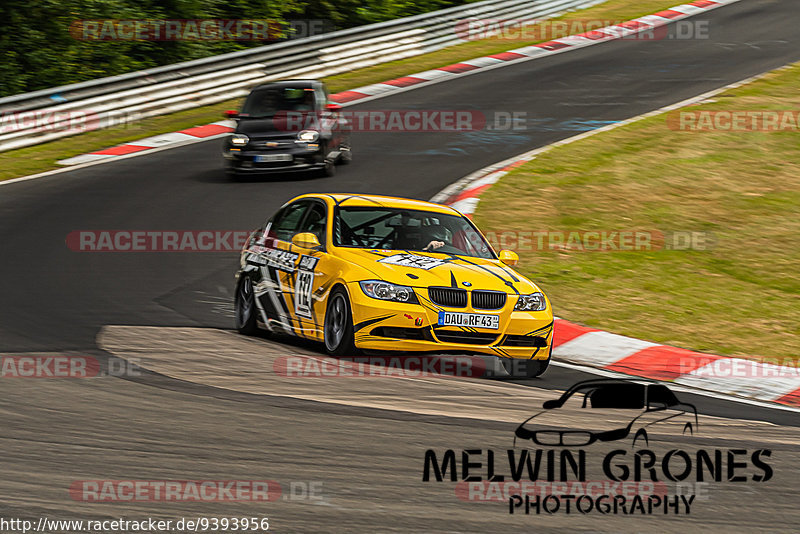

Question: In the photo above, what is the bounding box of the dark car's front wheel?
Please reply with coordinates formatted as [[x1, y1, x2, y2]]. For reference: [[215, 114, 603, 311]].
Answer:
[[324, 287, 356, 356], [340, 144, 352, 164], [235, 275, 258, 335], [322, 158, 336, 177]]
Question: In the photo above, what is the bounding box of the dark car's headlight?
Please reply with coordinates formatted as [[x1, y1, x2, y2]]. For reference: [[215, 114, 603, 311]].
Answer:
[[514, 292, 547, 311], [297, 130, 319, 142], [230, 134, 249, 146], [359, 281, 418, 304]]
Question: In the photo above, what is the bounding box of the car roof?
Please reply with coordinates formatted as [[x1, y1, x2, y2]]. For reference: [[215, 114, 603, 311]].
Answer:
[[290, 193, 462, 215], [250, 80, 320, 91], [559, 379, 659, 398]]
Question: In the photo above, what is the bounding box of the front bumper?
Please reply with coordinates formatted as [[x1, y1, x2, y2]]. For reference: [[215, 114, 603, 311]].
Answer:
[[347, 282, 554, 360], [224, 144, 325, 174]]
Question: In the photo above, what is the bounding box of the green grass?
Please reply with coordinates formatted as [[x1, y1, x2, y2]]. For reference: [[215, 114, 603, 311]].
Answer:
[[474, 62, 800, 361], [0, 0, 680, 182]]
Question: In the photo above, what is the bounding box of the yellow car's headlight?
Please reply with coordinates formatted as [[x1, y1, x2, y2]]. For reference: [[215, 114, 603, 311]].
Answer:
[[514, 292, 547, 311], [359, 280, 418, 304]]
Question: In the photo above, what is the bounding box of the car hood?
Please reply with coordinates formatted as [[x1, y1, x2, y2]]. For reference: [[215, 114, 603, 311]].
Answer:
[[520, 408, 642, 434], [336, 248, 542, 294], [236, 117, 302, 136]]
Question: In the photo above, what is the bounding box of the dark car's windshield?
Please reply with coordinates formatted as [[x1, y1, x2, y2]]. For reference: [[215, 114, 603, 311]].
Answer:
[[240, 86, 316, 119], [571, 383, 647, 409], [334, 207, 495, 259]]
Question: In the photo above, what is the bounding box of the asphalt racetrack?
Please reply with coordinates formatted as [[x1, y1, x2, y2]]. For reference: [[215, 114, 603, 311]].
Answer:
[[1, 0, 799, 531]]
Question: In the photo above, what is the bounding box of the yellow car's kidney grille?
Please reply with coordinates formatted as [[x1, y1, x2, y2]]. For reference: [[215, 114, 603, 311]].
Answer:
[[428, 287, 467, 308], [471, 290, 506, 310]]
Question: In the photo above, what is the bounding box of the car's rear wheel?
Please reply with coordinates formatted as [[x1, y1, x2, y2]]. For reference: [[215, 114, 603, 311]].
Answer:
[[324, 287, 356, 356], [235, 276, 258, 335]]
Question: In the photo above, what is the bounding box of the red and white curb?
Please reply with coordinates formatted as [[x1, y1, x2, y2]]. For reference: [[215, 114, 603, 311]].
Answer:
[[54, 0, 740, 167], [326, 0, 742, 107], [57, 121, 236, 166], [550, 319, 800, 407], [431, 70, 800, 409]]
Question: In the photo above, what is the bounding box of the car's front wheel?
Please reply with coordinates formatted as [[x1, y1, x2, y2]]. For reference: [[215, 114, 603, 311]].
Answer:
[[235, 275, 258, 335], [324, 287, 356, 356]]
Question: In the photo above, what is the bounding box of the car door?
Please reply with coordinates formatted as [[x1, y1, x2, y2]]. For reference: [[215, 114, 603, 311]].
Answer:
[[255, 199, 311, 335], [289, 199, 336, 341]]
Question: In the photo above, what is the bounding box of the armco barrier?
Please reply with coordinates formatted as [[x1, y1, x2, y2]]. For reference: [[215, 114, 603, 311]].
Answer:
[[0, 0, 601, 153]]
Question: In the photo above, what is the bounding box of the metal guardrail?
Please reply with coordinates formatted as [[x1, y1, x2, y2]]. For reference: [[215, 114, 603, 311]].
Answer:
[[0, 0, 601, 152]]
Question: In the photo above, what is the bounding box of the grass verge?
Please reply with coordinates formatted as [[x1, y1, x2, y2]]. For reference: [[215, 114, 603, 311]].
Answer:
[[0, 0, 680, 182], [474, 62, 800, 362]]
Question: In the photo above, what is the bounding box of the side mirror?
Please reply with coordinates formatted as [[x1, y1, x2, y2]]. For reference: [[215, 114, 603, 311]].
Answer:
[[498, 249, 519, 266], [542, 399, 560, 409], [325, 103, 342, 113], [223, 110, 239, 119], [291, 232, 321, 249]]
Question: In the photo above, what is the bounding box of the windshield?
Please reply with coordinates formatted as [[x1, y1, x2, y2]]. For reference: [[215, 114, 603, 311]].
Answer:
[[334, 207, 496, 259], [568, 383, 647, 409], [240, 86, 316, 119]]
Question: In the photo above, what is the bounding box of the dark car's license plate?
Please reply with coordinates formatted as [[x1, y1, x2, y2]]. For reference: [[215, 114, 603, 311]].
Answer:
[[255, 154, 292, 163]]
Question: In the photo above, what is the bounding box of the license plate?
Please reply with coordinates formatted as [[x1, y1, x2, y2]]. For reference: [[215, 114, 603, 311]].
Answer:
[[438, 311, 500, 330], [255, 154, 292, 163]]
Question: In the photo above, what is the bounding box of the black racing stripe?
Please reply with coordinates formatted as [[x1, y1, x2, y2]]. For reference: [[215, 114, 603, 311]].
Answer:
[[354, 313, 394, 333], [497, 264, 520, 282], [450, 270, 457, 288], [366, 250, 393, 258], [335, 194, 385, 206], [256, 288, 280, 322], [268, 265, 297, 332], [526, 321, 554, 336], [416, 293, 444, 313], [452, 256, 520, 295]]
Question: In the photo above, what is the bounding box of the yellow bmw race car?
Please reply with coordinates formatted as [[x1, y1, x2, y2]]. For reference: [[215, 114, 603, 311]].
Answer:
[[234, 193, 554, 377]]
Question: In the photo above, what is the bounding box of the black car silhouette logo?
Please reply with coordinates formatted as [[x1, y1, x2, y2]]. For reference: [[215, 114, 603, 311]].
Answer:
[[514, 379, 698, 447]]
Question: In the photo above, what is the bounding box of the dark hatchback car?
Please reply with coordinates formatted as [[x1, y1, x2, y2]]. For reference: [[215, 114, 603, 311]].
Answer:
[[514, 379, 698, 447], [223, 80, 352, 179]]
